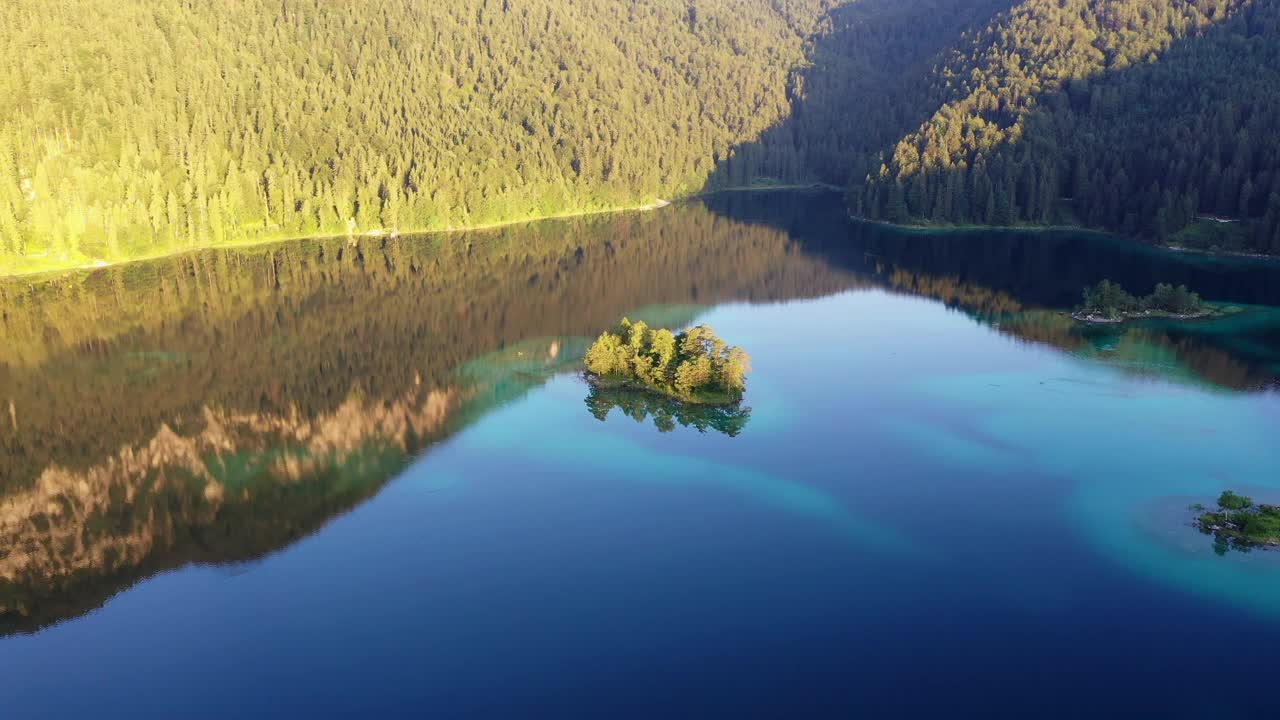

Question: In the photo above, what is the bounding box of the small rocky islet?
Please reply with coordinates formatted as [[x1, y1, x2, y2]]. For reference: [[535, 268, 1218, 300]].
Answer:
[[1194, 491, 1280, 550]]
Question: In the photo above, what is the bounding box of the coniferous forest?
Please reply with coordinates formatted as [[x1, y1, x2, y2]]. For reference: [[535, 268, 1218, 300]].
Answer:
[[4, 0, 1280, 274], [846, 0, 1280, 253], [0, 0, 836, 273]]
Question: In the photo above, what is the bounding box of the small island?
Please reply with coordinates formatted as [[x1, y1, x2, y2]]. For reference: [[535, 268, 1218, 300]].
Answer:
[[584, 319, 750, 405], [1195, 491, 1280, 550], [1073, 279, 1221, 322]]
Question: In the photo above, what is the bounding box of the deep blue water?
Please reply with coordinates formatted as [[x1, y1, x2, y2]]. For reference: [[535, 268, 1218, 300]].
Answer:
[[2, 193, 1280, 717]]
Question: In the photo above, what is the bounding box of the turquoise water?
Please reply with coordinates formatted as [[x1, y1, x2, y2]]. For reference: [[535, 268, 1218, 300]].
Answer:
[[2, 193, 1280, 716]]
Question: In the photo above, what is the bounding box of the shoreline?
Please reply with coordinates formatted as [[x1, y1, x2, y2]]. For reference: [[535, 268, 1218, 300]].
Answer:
[[0, 197, 675, 283], [15, 182, 1271, 282], [0, 183, 841, 282], [849, 213, 1113, 238], [1160, 243, 1276, 260], [1070, 309, 1222, 324], [850, 214, 1280, 261]]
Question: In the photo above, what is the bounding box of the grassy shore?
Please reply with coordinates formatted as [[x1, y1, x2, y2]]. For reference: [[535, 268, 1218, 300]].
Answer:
[[9, 186, 1277, 280], [0, 197, 674, 282], [851, 213, 1280, 261], [1071, 305, 1244, 324], [0, 182, 842, 281], [849, 213, 1110, 237]]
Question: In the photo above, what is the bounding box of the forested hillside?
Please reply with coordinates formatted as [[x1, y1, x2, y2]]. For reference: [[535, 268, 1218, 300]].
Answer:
[[707, 0, 1019, 188], [5, 0, 1280, 273], [844, 0, 1280, 253], [0, 0, 836, 273]]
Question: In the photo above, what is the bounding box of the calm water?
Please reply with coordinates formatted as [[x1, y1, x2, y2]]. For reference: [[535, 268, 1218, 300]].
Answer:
[[2, 192, 1280, 717]]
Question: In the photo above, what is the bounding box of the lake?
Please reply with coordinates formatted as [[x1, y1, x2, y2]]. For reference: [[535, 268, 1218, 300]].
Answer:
[[2, 191, 1279, 717]]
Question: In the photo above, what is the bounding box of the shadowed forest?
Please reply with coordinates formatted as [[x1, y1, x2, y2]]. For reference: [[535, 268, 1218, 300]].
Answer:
[[718, 0, 1280, 252]]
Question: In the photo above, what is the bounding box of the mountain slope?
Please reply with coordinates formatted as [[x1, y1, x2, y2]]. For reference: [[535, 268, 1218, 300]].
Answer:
[[0, 0, 838, 273], [5, 0, 1280, 271], [844, 0, 1280, 252]]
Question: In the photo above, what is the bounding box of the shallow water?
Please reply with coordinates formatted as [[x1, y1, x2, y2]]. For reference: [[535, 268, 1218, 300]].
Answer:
[[2, 192, 1279, 717]]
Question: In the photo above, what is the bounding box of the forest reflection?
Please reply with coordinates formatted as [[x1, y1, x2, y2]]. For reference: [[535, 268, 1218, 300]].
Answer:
[[1, 191, 1277, 635], [0, 195, 862, 634]]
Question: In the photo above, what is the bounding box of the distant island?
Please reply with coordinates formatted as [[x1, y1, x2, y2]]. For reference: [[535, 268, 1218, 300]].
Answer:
[[1072, 280, 1227, 323], [1195, 491, 1280, 550], [584, 319, 750, 405]]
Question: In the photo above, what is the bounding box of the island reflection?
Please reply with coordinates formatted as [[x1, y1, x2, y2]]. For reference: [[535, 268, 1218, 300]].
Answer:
[[585, 385, 752, 437]]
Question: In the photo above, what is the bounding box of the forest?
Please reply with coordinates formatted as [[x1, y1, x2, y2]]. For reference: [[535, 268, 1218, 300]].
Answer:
[[4, 0, 1280, 273], [844, 0, 1280, 253], [0, 0, 838, 273], [1077, 279, 1208, 319]]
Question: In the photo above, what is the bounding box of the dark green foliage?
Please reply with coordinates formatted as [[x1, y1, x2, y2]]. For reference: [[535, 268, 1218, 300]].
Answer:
[[584, 319, 750, 402], [1081, 280, 1139, 319], [1218, 490, 1254, 511], [1169, 219, 1255, 253], [1080, 280, 1207, 319], [838, 0, 1280, 253], [706, 0, 1019, 190], [1145, 284, 1203, 315]]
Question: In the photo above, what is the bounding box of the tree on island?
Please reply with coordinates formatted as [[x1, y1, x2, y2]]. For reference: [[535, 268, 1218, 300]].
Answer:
[[1080, 280, 1206, 319], [584, 319, 750, 403], [1196, 489, 1280, 552]]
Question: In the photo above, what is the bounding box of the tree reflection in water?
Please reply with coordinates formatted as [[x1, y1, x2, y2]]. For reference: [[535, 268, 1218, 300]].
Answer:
[[585, 385, 751, 437]]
